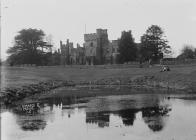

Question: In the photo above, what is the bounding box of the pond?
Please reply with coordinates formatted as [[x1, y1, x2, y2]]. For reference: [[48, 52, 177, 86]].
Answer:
[[1, 92, 196, 140]]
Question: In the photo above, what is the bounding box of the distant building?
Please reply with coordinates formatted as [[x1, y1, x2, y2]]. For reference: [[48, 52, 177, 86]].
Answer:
[[60, 40, 85, 65], [69, 45, 77, 65], [59, 28, 120, 65], [84, 29, 109, 65], [60, 39, 73, 65], [109, 40, 120, 64], [76, 44, 85, 65]]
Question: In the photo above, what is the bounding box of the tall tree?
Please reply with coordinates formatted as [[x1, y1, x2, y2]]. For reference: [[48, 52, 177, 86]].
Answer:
[[118, 31, 137, 63], [194, 48, 196, 57], [140, 25, 171, 61], [7, 28, 52, 65]]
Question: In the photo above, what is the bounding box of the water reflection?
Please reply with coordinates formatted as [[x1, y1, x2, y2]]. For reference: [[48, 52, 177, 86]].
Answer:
[[115, 109, 137, 126], [10, 94, 172, 132], [13, 106, 48, 131], [2, 93, 196, 140], [142, 106, 170, 132], [86, 109, 139, 127], [86, 112, 110, 127], [19, 119, 47, 131], [85, 106, 171, 130]]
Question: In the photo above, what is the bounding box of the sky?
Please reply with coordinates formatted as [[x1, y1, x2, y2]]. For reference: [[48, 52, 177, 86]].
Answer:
[[1, 0, 196, 60]]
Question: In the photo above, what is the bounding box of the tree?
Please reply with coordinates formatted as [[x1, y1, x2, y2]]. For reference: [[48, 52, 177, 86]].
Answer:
[[7, 28, 52, 65], [52, 51, 61, 65], [140, 25, 171, 61], [177, 45, 195, 59], [195, 48, 196, 57], [118, 31, 137, 63]]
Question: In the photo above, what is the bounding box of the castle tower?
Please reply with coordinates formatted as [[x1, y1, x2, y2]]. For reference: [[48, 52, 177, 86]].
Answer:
[[96, 29, 109, 64], [84, 28, 110, 65]]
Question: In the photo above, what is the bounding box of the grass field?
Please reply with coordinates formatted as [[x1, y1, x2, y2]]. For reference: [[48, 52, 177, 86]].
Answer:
[[1, 64, 196, 92]]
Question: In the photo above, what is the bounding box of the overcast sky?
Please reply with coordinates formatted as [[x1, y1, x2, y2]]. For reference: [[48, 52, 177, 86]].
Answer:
[[1, 0, 196, 60]]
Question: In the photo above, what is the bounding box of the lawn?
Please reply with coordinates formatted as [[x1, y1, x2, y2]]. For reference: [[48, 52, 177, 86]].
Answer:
[[1, 64, 196, 91]]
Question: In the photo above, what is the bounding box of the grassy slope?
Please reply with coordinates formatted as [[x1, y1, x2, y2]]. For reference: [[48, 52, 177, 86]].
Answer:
[[1, 64, 196, 91]]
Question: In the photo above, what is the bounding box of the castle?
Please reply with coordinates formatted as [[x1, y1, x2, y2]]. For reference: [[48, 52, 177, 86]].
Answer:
[[60, 39, 85, 65], [59, 28, 119, 65]]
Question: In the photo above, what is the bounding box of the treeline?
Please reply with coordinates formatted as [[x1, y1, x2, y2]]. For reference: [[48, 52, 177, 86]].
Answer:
[[117, 25, 171, 64], [117, 25, 196, 64], [177, 45, 196, 60], [6, 26, 195, 66]]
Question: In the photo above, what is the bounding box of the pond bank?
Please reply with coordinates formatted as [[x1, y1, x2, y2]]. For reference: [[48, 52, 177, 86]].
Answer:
[[0, 80, 75, 105], [1, 73, 195, 105]]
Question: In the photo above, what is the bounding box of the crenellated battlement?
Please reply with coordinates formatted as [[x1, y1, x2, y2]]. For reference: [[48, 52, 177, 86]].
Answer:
[[84, 33, 97, 42], [96, 29, 107, 36]]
